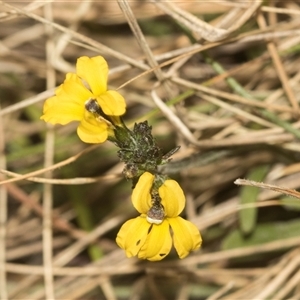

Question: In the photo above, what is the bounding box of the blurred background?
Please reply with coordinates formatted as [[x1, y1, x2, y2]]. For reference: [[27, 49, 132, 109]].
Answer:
[[1, 1, 300, 299]]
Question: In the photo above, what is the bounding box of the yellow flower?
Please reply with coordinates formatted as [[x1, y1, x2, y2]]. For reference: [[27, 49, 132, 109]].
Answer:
[[41, 56, 126, 143], [116, 172, 202, 261]]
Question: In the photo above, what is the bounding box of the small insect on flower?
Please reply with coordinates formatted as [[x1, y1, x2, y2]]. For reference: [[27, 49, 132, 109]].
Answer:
[[85, 98, 102, 115], [147, 203, 165, 225]]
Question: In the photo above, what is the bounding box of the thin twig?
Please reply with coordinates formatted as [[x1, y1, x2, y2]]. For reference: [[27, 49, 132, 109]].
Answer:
[[234, 178, 300, 199]]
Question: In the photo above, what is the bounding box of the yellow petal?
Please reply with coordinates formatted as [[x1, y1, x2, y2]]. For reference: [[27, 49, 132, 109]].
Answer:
[[132, 172, 154, 214], [41, 73, 94, 125], [168, 217, 202, 259], [116, 216, 151, 258], [96, 90, 126, 116], [138, 220, 172, 261], [76, 56, 108, 96], [60, 73, 93, 103], [77, 112, 108, 143], [40, 95, 83, 125], [159, 179, 185, 217]]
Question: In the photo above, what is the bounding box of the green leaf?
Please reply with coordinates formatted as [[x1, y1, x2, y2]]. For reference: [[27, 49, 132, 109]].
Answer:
[[280, 196, 300, 211], [239, 165, 269, 234], [222, 219, 300, 250]]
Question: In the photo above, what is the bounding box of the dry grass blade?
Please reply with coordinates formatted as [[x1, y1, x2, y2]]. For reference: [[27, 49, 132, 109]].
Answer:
[[153, 0, 262, 42], [257, 12, 299, 111], [0, 169, 121, 185], [0, 145, 100, 185], [42, 3, 55, 298], [0, 114, 8, 299]]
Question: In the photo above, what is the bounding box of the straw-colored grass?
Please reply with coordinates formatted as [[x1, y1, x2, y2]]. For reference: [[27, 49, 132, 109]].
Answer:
[[1, 1, 300, 299]]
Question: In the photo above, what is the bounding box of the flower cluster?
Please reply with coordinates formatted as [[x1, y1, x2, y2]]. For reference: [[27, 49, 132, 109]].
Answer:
[[41, 55, 202, 261], [41, 56, 126, 143], [116, 172, 201, 260]]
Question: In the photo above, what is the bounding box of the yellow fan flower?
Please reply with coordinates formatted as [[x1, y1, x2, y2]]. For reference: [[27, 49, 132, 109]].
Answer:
[[41, 56, 126, 143], [116, 172, 202, 261]]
